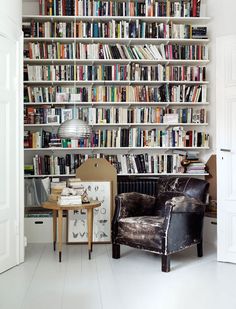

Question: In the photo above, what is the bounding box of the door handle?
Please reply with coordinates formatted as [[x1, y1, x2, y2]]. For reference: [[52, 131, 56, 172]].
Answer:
[[220, 148, 231, 152]]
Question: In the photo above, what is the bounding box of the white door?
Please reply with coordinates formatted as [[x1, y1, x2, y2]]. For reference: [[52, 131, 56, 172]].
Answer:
[[216, 35, 236, 263], [0, 35, 20, 273]]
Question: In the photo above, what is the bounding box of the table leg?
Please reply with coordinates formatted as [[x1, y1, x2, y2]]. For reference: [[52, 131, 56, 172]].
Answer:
[[58, 209, 63, 262], [53, 210, 57, 251], [87, 208, 93, 260]]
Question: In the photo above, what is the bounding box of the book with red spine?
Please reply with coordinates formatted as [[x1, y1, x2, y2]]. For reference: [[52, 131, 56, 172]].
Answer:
[[192, 0, 197, 17]]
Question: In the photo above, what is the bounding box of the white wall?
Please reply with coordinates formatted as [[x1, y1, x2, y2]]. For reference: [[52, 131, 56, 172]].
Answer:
[[0, 0, 22, 28]]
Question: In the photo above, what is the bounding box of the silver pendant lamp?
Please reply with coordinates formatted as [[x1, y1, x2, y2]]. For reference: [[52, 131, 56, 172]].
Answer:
[[57, 119, 91, 140]]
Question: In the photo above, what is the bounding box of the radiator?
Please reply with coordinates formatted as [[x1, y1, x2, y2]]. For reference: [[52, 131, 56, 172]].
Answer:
[[118, 178, 159, 196]]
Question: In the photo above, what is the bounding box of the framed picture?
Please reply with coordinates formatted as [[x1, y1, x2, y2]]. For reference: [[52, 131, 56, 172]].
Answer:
[[56, 92, 69, 102], [67, 181, 111, 243], [46, 114, 60, 124], [61, 108, 73, 123]]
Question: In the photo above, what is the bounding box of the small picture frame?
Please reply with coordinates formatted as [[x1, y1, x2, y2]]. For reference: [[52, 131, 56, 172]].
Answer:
[[61, 109, 73, 123], [56, 92, 69, 102], [46, 114, 60, 124]]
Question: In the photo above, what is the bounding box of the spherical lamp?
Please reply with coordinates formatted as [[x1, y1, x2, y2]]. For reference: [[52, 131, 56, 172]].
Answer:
[[57, 119, 91, 140]]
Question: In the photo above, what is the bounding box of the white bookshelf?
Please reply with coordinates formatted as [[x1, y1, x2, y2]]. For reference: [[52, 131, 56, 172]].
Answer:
[[24, 146, 210, 152], [24, 101, 210, 106], [24, 37, 210, 44], [25, 123, 208, 127], [23, 15, 211, 23], [23, 3, 210, 178], [24, 59, 210, 65], [24, 81, 209, 85], [24, 172, 209, 178]]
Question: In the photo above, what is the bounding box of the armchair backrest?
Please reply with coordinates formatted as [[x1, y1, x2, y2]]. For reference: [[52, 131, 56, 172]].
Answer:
[[157, 177, 209, 204]]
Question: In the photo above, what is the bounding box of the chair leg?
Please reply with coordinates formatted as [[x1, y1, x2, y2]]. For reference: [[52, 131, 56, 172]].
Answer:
[[197, 240, 203, 257], [161, 254, 170, 272], [112, 244, 120, 259]]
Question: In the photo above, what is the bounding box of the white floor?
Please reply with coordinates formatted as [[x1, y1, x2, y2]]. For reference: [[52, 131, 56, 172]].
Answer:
[[0, 243, 235, 309]]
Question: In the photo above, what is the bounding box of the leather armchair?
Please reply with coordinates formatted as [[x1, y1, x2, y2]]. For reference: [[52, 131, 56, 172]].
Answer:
[[112, 177, 209, 272]]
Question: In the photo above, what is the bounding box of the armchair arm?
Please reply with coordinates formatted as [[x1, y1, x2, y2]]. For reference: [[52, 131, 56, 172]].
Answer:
[[163, 196, 206, 254], [165, 195, 206, 213], [113, 192, 157, 221]]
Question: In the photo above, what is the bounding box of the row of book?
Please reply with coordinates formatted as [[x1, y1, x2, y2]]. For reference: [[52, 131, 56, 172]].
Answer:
[[88, 107, 207, 124], [26, 42, 208, 61], [32, 154, 72, 175], [27, 21, 207, 39], [24, 106, 207, 125], [24, 127, 209, 148], [26, 64, 207, 82], [25, 84, 207, 103], [25, 153, 183, 175], [25, 152, 206, 176], [25, 153, 83, 175], [24, 106, 87, 124], [39, 0, 202, 18]]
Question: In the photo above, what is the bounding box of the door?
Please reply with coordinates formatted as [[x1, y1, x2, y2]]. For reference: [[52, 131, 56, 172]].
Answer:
[[216, 35, 236, 263], [0, 34, 20, 273]]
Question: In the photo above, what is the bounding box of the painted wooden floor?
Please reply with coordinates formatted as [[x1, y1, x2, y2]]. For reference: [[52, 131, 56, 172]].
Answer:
[[0, 243, 235, 309]]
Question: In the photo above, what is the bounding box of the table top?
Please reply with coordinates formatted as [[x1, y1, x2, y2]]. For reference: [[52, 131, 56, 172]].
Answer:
[[42, 200, 101, 211]]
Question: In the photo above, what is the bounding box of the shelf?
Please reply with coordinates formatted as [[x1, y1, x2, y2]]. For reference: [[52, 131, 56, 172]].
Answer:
[[24, 37, 210, 45], [24, 174, 76, 178], [24, 123, 60, 127], [24, 123, 208, 128], [24, 80, 209, 86], [24, 101, 210, 106], [24, 172, 209, 178], [107, 122, 208, 127], [24, 58, 210, 65], [118, 172, 209, 176], [22, 15, 211, 23], [24, 146, 210, 152]]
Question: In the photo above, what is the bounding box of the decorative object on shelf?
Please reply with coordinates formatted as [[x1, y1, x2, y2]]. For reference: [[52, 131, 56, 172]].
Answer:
[[57, 119, 91, 140]]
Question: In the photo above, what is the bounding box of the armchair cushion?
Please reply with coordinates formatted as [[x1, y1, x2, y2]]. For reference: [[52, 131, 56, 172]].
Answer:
[[115, 192, 157, 219], [117, 216, 165, 252]]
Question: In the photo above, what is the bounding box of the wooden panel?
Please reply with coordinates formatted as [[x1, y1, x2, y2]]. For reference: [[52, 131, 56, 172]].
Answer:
[[76, 158, 117, 215]]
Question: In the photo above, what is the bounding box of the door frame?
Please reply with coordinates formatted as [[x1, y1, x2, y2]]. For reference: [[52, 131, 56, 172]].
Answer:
[[0, 13, 24, 267], [216, 35, 236, 263]]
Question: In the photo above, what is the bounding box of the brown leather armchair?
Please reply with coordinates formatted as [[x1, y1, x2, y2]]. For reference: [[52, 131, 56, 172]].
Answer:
[[112, 177, 209, 272]]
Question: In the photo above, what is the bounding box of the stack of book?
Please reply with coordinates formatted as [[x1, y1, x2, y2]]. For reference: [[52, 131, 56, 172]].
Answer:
[[58, 195, 82, 205], [185, 151, 206, 174], [186, 162, 206, 174], [49, 181, 67, 201]]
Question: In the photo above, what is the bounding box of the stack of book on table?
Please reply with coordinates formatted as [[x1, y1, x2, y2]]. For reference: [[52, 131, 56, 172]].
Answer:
[[58, 178, 84, 205], [58, 195, 82, 206]]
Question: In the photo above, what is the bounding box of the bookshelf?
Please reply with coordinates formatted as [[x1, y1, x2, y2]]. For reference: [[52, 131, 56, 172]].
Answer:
[[23, 0, 210, 180]]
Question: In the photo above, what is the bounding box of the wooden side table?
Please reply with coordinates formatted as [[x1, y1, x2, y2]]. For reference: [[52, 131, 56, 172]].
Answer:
[[42, 200, 101, 262]]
